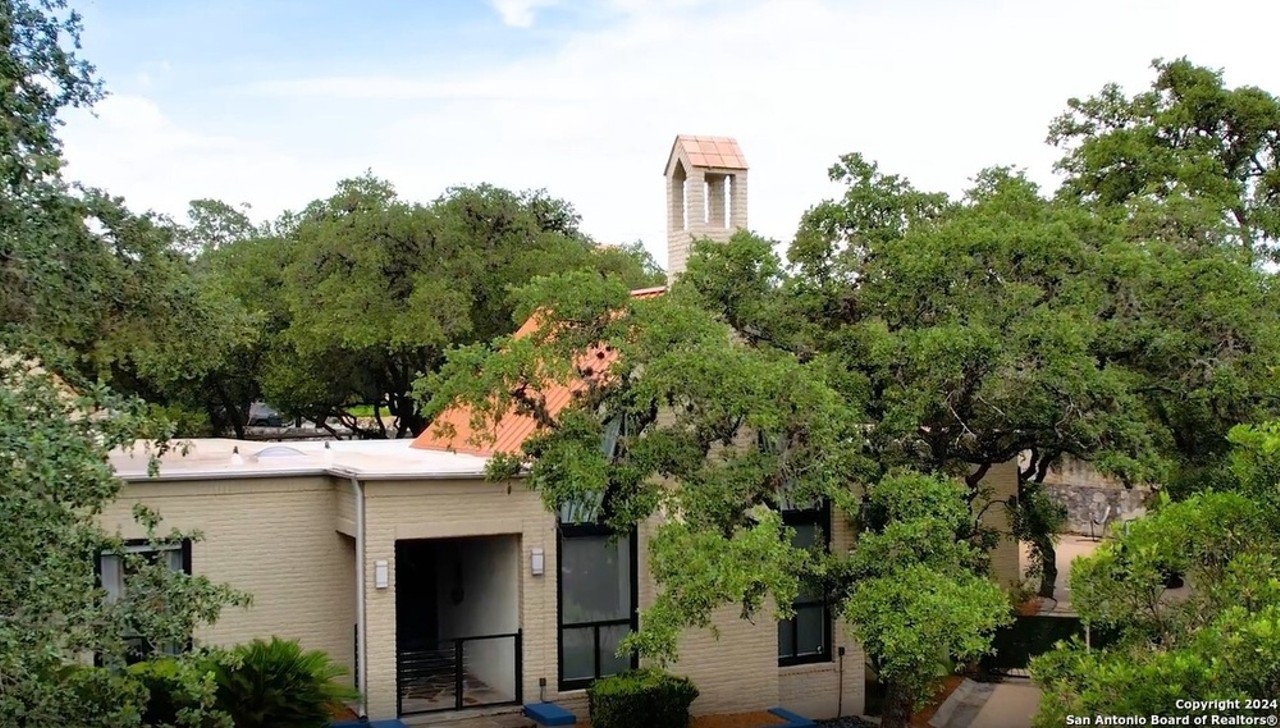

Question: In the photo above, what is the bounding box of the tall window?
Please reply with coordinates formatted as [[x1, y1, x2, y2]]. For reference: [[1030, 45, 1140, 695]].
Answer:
[[556, 415, 640, 690], [778, 502, 832, 666], [557, 523, 637, 690], [98, 540, 192, 663]]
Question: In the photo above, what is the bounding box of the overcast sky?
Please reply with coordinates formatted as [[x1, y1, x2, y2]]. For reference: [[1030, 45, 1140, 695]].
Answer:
[[59, 0, 1280, 269]]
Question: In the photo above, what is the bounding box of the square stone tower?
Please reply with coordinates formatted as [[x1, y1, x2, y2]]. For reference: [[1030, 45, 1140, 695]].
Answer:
[[665, 135, 748, 278]]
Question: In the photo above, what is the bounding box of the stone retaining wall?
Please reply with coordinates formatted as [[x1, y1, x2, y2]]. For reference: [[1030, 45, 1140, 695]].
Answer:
[[1045, 481, 1153, 535]]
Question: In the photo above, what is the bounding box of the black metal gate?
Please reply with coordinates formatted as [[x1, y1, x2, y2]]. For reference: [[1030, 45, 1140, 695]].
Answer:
[[981, 615, 1116, 677], [397, 630, 522, 716]]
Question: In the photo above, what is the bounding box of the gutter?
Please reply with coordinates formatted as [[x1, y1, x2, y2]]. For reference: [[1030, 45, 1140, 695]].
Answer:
[[116, 466, 500, 483], [350, 474, 369, 719]]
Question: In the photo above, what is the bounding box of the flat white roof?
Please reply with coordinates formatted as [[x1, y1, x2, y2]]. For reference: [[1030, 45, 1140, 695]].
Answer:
[[110, 438, 493, 482]]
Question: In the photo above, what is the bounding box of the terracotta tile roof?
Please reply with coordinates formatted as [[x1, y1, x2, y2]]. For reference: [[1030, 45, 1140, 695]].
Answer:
[[668, 135, 748, 172], [411, 286, 667, 456]]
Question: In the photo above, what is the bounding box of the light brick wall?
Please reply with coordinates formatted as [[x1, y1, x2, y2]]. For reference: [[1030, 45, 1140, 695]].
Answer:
[[729, 172, 748, 229], [360, 478, 555, 718], [99, 458, 1015, 721], [665, 150, 748, 279], [778, 507, 865, 719], [635, 512, 779, 715], [635, 504, 866, 719], [100, 477, 356, 676], [975, 461, 1022, 589]]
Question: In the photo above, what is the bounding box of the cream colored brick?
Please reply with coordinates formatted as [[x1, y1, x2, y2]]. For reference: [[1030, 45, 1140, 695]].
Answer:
[[665, 136, 749, 279], [102, 458, 1012, 722], [974, 461, 1021, 589], [101, 477, 357, 677], [360, 478, 556, 718]]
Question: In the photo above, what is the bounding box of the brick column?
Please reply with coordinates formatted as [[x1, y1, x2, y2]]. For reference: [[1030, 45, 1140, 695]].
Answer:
[[729, 172, 748, 230], [706, 174, 726, 228]]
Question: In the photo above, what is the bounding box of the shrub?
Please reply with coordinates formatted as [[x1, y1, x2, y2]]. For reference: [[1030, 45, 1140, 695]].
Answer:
[[129, 654, 230, 728], [587, 668, 699, 728], [212, 637, 359, 728], [51, 663, 149, 727]]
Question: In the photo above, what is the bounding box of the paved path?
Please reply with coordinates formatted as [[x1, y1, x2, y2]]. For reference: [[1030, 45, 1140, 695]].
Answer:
[[1019, 535, 1102, 615], [968, 680, 1041, 728], [930, 678, 1040, 728]]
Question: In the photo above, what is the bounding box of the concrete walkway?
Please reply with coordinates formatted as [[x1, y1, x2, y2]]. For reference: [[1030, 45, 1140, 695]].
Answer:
[[1019, 535, 1102, 616], [968, 680, 1041, 728], [929, 678, 1040, 728]]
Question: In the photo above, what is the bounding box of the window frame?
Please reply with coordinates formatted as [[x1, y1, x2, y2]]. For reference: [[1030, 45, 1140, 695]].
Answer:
[[777, 501, 833, 667], [95, 538, 194, 665], [556, 521, 639, 691]]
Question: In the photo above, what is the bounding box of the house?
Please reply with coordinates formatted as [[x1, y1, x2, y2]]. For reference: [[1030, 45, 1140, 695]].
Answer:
[[101, 135, 1020, 724]]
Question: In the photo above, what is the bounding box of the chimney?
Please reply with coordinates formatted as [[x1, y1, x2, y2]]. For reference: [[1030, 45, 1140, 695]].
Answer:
[[664, 135, 749, 280]]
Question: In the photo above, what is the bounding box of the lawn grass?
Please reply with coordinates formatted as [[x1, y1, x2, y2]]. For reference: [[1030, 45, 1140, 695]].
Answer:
[[346, 404, 377, 418]]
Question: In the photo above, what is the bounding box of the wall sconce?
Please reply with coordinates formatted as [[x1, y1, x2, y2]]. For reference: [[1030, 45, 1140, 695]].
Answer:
[[530, 547, 545, 576], [374, 560, 389, 589]]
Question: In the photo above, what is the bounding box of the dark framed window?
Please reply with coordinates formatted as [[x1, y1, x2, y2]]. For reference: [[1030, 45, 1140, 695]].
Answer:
[[778, 502, 832, 666], [557, 521, 638, 691], [97, 539, 193, 664]]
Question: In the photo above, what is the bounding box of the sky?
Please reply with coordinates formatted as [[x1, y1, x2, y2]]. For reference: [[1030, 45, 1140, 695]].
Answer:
[[59, 0, 1280, 269]]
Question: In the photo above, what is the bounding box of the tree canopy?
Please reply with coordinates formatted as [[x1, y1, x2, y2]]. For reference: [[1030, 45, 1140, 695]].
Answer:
[[193, 176, 665, 439], [843, 472, 1011, 728], [1051, 57, 1280, 263], [423, 264, 870, 657], [6, 7, 1280, 722], [1032, 423, 1280, 723], [422, 253, 1018, 728]]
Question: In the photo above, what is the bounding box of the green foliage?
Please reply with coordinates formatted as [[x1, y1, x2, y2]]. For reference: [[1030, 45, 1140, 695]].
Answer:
[[423, 248, 871, 662], [211, 178, 665, 438], [846, 565, 1009, 697], [587, 668, 699, 728], [211, 637, 359, 728], [0, 0, 101, 192], [174, 199, 260, 256], [0, 358, 249, 725], [697, 114, 1280, 596], [1051, 57, 1280, 262], [843, 472, 1011, 728], [853, 471, 991, 578], [1069, 491, 1278, 642], [1033, 606, 1280, 726], [1223, 420, 1280, 512], [1032, 422, 1280, 722], [128, 653, 233, 728], [51, 663, 149, 727]]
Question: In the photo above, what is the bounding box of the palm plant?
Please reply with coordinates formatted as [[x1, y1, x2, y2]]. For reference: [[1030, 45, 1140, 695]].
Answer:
[[213, 637, 359, 728]]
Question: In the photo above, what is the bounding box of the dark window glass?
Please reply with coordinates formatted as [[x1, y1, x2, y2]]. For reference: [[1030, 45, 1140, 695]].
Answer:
[[778, 506, 832, 666], [558, 528, 637, 690]]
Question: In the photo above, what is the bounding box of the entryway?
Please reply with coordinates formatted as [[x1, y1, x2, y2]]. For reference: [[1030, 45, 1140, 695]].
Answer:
[[394, 535, 522, 716]]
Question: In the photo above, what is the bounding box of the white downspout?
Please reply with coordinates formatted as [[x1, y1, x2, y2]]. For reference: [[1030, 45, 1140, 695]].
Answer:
[[351, 475, 369, 719]]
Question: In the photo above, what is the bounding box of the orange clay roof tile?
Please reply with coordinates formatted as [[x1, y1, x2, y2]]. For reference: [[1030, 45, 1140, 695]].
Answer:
[[667, 135, 748, 172], [410, 286, 667, 456]]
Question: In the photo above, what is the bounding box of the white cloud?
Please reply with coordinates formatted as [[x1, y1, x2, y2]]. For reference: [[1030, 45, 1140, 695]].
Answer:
[[490, 0, 559, 28], [58, 0, 1280, 269], [59, 94, 334, 220]]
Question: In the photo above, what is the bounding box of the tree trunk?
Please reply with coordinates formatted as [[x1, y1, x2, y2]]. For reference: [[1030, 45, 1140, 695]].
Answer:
[[880, 682, 915, 728], [213, 380, 246, 440], [1037, 534, 1059, 599], [1023, 454, 1061, 600]]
